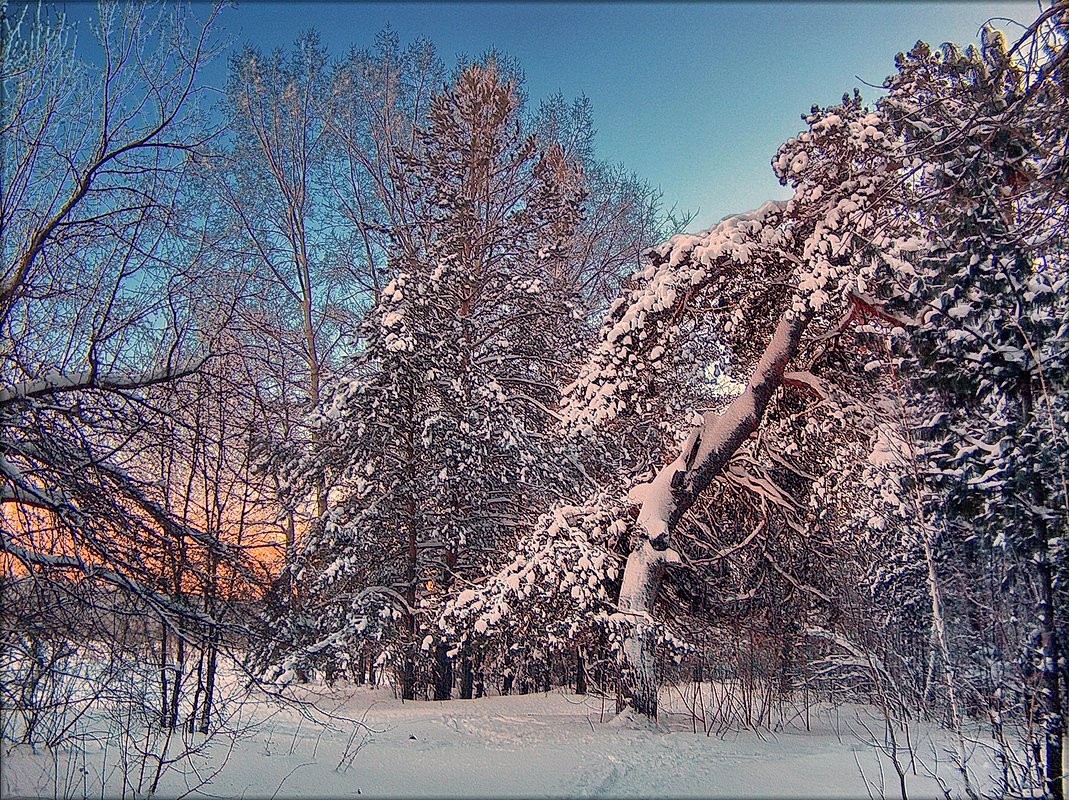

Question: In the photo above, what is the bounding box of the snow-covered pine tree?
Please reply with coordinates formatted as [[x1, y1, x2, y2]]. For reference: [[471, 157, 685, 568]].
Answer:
[[869, 20, 1069, 796], [264, 57, 588, 697], [562, 90, 920, 717], [556, 10, 1067, 722]]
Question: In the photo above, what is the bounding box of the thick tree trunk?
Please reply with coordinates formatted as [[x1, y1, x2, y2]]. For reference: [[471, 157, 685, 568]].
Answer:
[[474, 655, 485, 699], [617, 542, 677, 717], [433, 642, 453, 701], [460, 657, 474, 700], [617, 308, 811, 718], [401, 657, 416, 701], [575, 648, 587, 696]]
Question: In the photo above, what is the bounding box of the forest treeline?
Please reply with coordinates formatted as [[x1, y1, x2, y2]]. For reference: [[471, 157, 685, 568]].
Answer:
[[1, 2, 1067, 797]]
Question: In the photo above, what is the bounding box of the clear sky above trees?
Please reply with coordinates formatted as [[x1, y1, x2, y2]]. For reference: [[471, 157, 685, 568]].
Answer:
[[56, 1, 1036, 227]]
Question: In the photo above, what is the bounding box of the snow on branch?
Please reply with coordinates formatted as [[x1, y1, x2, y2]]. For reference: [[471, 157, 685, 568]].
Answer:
[[0, 529, 220, 638], [561, 200, 791, 434], [439, 493, 631, 648], [574, 98, 910, 554], [0, 453, 73, 511], [628, 307, 812, 547], [0, 358, 207, 406]]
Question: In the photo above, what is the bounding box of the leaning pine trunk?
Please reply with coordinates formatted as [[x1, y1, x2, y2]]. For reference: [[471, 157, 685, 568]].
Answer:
[[617, 544, 677, 717], [618, 308, 811, 718]]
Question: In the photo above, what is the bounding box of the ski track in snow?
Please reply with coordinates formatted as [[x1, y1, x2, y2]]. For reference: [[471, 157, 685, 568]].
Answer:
[[3, 686, 981, 799]]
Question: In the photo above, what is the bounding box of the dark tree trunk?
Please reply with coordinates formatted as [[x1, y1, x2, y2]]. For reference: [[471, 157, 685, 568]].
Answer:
[[575, 649, 587, 696], [199, 638, 218, 734], [402, 398, 418, 703], [433, 642, 453, 701], [168, 635, 185, 730], [159, 627, 169, 728], [1021, 374, 1063, 800], [475, 660, 485, 699], [188, 648, 204, 734], [460, 657, 474, 700], [1039, 550, 1063, 800], [402, 655, 416, 701]]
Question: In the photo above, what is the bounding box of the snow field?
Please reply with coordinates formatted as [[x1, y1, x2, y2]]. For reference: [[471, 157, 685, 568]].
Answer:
[[4, 682, 982, 798]]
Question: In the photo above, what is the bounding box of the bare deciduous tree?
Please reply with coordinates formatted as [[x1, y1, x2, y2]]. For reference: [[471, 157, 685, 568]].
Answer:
[[0, 0, 241, 668]]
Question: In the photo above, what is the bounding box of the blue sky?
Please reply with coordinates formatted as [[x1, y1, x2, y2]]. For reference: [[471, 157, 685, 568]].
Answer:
[[59, 1, 1038, 230]]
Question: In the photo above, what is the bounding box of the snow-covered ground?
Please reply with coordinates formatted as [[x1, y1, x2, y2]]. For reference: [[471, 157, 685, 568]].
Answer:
[[3, 683, 984, 799]]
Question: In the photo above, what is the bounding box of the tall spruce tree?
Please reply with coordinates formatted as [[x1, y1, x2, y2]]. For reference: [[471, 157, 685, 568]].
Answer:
[[871, 26, 1069, 797], [265, 58, 587, 697]]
